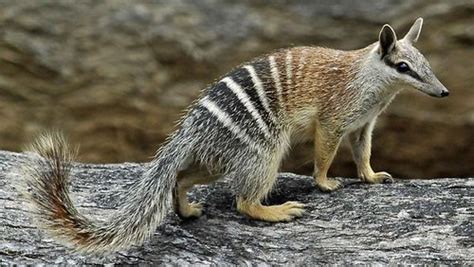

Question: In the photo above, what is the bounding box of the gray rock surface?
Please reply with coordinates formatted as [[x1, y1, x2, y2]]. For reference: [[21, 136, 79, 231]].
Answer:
[[0, 150, 472, 264]]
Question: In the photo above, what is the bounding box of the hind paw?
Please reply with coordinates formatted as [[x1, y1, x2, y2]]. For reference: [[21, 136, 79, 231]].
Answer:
[[363, 171, 394, 184], [237, 199, 306, 222], [178, 202, 203, 219], [316, 178, 343, 192]]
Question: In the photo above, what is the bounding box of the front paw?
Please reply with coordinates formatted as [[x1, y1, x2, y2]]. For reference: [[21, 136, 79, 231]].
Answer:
[[362, 171, 394, 184]]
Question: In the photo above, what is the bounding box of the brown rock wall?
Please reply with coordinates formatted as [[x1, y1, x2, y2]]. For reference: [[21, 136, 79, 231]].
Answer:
[[0, 0, 472, 178]]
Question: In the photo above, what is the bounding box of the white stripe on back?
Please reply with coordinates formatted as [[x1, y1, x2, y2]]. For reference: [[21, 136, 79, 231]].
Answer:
[[243, 65, 277, 123], [269, 55, 283, 104], [200, 97, 258, 148], [221, 77, 271, 138], [285, 51, 292, 88]]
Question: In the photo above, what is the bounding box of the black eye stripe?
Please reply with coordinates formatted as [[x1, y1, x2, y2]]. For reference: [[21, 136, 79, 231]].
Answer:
[[383, 57, 423, 82]]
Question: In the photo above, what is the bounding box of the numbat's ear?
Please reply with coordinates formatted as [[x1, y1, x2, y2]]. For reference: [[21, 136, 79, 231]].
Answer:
[[403, 17, 423, 44], [379, 24, 397, 58]]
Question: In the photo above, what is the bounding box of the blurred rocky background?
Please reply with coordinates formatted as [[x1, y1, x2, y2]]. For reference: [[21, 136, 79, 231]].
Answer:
[[0, 0, 472, 178]]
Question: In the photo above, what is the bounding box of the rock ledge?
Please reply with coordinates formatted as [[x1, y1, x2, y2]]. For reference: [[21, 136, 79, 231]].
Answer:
[[0, 151, 472, 264]]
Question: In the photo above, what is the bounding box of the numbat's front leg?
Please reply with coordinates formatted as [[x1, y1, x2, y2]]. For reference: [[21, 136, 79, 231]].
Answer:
[[349, 121, 394, 184], [313, 124, 343, 192]]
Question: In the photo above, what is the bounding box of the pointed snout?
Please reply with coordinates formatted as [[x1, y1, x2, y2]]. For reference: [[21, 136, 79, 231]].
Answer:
[[420, 77, 450, 98]]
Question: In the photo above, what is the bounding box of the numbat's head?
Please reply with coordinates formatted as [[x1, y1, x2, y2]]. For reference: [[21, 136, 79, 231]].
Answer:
[[373, 18, 449, 98]]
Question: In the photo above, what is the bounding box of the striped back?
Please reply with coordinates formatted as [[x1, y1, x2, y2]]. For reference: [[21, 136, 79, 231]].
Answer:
[[197, 54, 288, 147]]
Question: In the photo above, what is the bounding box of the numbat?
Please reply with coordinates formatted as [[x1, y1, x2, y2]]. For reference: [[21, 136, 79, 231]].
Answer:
[[21, 18, 449, 254]]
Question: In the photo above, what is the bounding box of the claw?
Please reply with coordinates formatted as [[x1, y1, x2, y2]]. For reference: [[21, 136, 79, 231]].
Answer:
[[383, 175, 395, 183]]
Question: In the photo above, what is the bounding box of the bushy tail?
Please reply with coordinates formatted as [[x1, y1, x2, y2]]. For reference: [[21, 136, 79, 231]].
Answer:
[[21, 132, 191, 254]]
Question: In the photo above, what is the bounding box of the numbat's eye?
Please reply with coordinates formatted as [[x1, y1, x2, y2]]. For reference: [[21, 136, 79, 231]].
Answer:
[[396, 62, 410, 73]]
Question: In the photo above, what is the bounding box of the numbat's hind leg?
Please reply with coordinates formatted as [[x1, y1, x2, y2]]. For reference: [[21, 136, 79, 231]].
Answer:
[[174, 165, 219, 219], [237, 198, 305, 222], [234, 158, 305, 222], [232, 144, 305, 222]]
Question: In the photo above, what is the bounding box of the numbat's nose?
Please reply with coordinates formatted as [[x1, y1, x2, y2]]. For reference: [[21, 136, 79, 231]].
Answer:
[[440, 90, 450, 97]]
